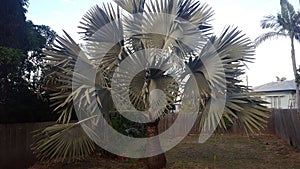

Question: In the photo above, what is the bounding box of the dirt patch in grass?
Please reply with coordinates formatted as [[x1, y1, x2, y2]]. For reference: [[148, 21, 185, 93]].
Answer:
[[29, 134, 300, 169]]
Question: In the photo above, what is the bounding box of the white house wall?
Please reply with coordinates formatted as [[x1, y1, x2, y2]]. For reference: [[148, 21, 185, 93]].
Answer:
[[258, 91, 295, 109]]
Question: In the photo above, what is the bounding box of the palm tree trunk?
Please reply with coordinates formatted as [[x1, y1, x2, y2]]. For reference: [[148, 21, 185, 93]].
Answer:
[[290, 35, 299, 109], [145, 119, 166, 169]]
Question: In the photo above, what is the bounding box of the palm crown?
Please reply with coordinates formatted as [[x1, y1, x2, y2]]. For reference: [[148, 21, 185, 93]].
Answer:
[[32, 0, 269, 163]]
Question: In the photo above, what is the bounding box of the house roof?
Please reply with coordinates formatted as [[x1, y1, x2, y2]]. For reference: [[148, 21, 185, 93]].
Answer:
[[253, 80, 297, 92]]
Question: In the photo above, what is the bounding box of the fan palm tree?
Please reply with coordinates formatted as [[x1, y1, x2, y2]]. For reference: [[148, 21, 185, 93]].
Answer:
[[32, 0, 269, 168], [255, 0, 300, 109]]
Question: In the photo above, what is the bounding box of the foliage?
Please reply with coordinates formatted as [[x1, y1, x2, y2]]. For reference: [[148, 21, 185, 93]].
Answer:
[[0, 0, 57, 123], [32, 0, 269, 164], [32, 123, 96, 163], [0, 46, 57, 123], [110, 113, 147, 137], [0, 0, 27, 49], [0, 48, 24, 92], [25, 21, 57, 91]]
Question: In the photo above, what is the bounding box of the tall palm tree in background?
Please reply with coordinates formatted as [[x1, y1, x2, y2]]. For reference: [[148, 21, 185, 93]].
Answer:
[[32, 0, 268, 168], [255, 0, 300, 109]]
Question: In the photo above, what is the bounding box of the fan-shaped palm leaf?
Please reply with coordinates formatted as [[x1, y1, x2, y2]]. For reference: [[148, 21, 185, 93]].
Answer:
[[31, 122, 96, 163], [113, 0, 146, 14], [187, 26, 268, 132]]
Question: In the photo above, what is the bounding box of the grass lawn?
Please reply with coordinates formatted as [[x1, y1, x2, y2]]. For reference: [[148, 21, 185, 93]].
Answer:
[[30, 134, 300, 169]]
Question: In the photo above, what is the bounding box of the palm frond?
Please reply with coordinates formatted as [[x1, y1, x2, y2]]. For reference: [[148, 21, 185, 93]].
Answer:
[[148, 75, 179, 119], [223, 93, 270, 132], [79, 4, 124, 73], [196, 92, 269, 133], [280, 0, 295, 22], [145, 0, 178, 14], [187, 26, 255, 94], [197, 94, 225, 132], [186, 26, 270, 132], [31, 122, 96, 163], [255, 31, 288, 46], [124, 11, 206, 53], [79, 4, 123, 42], [261, 15, 281, 30], [113, 0, 145, 14], [111, 49, 180, 120], [177, 0, 214, 33], [43, 32, 94, 124], [44, 4, 123, 124]]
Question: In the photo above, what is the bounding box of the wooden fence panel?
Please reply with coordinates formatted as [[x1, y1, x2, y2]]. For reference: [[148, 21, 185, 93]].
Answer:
[[274, 109, 300, 148], [0, 122, 54, 169], [158, 113, 201, 136], [159, 110, 300, 149]]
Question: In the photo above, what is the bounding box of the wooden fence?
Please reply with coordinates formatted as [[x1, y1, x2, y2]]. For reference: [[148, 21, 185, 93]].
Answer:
[[273, 109, 300, 148], [1, 110, 299, 169], [0, 122, 54, 169], [159, 110, 300, 149], [158, 113, 201, 135]]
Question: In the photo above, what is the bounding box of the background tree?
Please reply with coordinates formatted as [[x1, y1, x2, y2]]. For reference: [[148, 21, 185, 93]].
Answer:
[[255, 0, 300, 109], [0, 0, 28, 49], [32, 0, 269, 168], [0, 0, 57, 123]]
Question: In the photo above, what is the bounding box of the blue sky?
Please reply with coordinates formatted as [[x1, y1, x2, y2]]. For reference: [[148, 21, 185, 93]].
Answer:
[[26, 0, 300, 87]]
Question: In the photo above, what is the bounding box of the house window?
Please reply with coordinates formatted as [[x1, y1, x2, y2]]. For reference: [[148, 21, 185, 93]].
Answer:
[[288, 96, 295, 109], [268, 96, 282, 109]]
